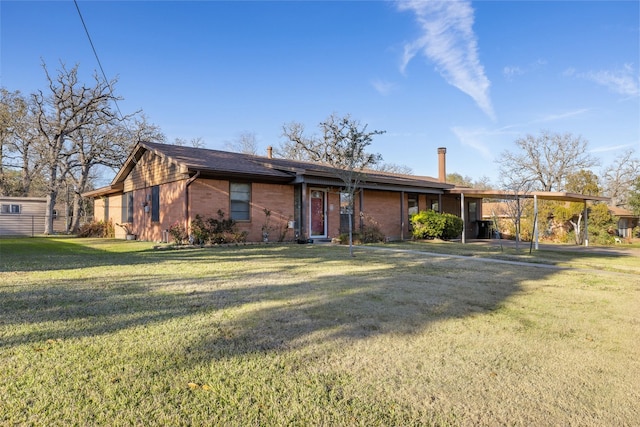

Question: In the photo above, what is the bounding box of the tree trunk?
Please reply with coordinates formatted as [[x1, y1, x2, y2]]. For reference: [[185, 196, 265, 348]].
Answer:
[[348, 211, 354, 257], [44, 188, 57, 235]]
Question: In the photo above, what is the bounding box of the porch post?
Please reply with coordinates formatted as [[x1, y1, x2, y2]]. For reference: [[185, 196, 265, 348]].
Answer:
[[301, 183, 307, 240], [534, 194, 539, 250], [400, 191, 405, 240], [460, 192, 466, 244], [584, 200, 589, 247]]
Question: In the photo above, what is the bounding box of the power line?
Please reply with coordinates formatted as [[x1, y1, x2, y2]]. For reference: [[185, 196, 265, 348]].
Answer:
[[73, 0, 127, 125]]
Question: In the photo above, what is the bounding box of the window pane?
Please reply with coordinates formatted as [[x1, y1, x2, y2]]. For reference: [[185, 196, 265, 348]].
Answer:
[[230, 183, 250, 220], [151, 186, 160, 222]]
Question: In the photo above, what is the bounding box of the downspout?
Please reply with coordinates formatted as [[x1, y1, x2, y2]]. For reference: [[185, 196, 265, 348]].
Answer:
[[460, 192, 466, 244], [185, 171, 201, 232]]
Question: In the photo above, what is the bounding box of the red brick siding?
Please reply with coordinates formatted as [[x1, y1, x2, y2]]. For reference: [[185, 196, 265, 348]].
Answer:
[[359, 190, 403, 240]]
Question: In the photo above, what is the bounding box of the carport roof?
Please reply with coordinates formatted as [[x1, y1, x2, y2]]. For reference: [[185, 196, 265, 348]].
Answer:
[[447, 188, 610, 203]]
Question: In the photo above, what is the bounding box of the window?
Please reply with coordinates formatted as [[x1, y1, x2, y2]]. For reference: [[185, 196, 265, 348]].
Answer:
[[151, 186, 160, 222], [1, 204, 21, 214], [408, 194, 419, 217], [230, 182, 250, 221], [340, 192, 353, 214], [430, 200, 439, 212], [122, 192, 134, 223], [468, 201, 477, 221]]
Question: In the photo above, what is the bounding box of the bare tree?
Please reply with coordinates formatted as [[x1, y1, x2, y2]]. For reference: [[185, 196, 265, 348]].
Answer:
[[601, 149, 639, 208], [282, 113, 384, 256], [224, 131, 259, 155], [370, 162, 413, 175], [33, 62, 121, 234], [275, 122, 315, 161], [0, 88, 42, 196], [498, 131, 598, 192], [174, 136, 205, 148]]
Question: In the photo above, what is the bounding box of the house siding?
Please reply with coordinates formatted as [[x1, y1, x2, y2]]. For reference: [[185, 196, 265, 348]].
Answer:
[[0, 197, 47, 236], [359, 190, 403, 240]]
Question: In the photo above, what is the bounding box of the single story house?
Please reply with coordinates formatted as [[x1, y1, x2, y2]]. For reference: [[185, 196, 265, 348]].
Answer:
[[608, 206, 639, 238], [0, 196, 70, 236], [83, 142, 488, 243]]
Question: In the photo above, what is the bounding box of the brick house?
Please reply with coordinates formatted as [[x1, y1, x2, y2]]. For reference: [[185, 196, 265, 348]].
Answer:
[[83, 142, 484, 242]]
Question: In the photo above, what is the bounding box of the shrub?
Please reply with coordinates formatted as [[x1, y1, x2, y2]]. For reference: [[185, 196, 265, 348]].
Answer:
[[168, 221, 188, 245], [188, 210, 246, 244], [77, 219, 114, 238], [411, 210, 463, 240]]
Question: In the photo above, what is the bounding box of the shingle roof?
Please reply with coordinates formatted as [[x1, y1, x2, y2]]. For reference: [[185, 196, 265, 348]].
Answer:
[[140, 141, 452, 190]]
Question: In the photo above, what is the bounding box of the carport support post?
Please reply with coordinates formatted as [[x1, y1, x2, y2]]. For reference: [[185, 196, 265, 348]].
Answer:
[[584, 200, 589, 247], [534, 194, 539, 250], [460, 192, 466, 244]]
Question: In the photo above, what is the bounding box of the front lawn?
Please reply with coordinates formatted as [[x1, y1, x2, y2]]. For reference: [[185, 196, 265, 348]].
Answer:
[[1, 238, 638, 425]]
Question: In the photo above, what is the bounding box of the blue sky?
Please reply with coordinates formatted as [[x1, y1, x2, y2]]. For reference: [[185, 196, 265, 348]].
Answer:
[[1, 1, 638, 185]]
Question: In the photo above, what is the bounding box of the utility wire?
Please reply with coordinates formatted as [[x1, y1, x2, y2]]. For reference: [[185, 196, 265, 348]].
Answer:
[[73, 0, 127, 125]]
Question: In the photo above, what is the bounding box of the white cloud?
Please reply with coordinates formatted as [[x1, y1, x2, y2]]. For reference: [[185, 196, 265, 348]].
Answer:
[[371, 79, 396, 96], [503, 66, 523, 80], [397, 0, 495, 120], [581, 64, 640, 97], [451, 126, 494, 160]]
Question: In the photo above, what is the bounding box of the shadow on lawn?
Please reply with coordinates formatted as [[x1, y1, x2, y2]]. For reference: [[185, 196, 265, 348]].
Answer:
[[0, 239, 571, 360]]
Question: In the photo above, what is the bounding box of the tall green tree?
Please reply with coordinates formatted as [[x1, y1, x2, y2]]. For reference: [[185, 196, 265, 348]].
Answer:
[[282, 113, 384, 256]]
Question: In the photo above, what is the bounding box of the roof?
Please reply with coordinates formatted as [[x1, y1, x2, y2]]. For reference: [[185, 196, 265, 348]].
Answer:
[[608, 206, 638, 218], [86, 142, 455, 197], [447, 188, 610, 203]]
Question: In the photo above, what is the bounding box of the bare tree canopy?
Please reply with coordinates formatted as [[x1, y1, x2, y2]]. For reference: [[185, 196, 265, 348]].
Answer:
[[282, 113, 385, 256], [0, 62, 162, 233], [601, 149, 639, 208], [498, 131, 598, 192], [223, 131, 259, 155], [369, 162, 413, 175], [174, 136, 205, 148]]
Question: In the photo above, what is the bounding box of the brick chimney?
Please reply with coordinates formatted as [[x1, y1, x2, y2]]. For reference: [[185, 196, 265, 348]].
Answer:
[[267, 146, 273, 159], [438, 147, 446, 183]]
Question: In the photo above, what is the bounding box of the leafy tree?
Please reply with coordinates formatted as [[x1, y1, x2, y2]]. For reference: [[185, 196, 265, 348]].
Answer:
[[282, 113, 384, 256], [553, 170, 601, 245]]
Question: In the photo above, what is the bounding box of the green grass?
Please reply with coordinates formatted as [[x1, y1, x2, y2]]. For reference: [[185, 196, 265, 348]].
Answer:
[[1, 238, 639, 425]]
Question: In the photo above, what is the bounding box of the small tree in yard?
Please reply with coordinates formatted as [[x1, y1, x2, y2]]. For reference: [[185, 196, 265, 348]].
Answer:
[[282, 113, 384, 256]]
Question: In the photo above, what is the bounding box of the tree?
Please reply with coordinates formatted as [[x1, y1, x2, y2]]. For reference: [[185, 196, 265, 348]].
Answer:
[[282, 113, 385, 256], [174, 136, 205, 148], [0, 88, 43, 196], [224, 131, 259, 155], [601, 149, 639, 208], [33, 62, 122, 234], [498, 131, 598, 192], [628, 176, 640, 216], [561, 170, 601, 245]]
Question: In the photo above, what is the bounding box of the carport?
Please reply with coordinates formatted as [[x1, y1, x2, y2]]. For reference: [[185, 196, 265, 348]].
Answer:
[[446, 189, 610, 248]]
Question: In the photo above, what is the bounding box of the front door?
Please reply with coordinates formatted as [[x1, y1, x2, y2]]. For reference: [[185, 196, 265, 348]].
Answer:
[[309, 189, 327, 238]]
